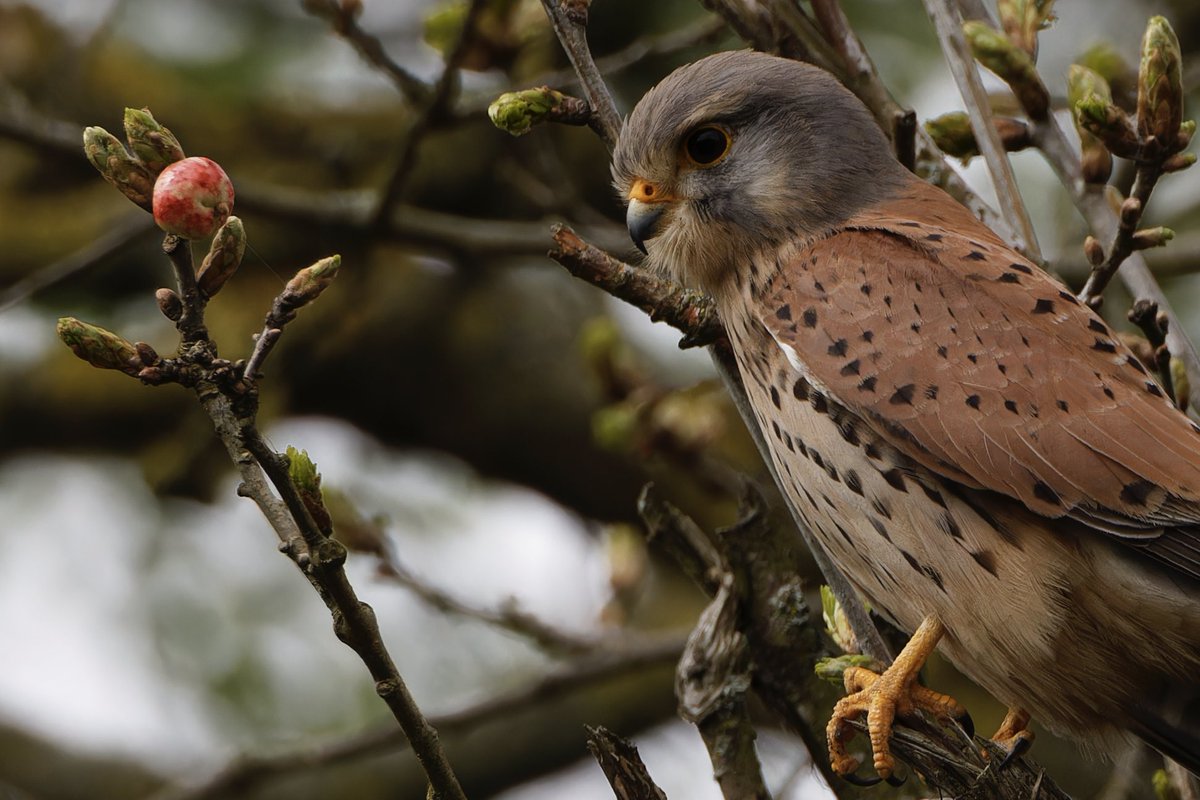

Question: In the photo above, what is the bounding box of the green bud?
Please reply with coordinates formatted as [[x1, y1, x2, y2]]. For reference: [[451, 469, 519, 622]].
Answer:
[[1067, 65, 1113, 112], [998, 0, 1056, 58], [820, 585, 858, 654], [56, 317, 140, 375], [424, 0, 468, 58], [1170, 357, 1189, 412], [1152, 768, 1180, 800], [1077, 42, 1137, 109], [196, 216, 246, 296], [1076, 95, 1140, 159], [82, 126, 155, 211], [814, 654, 881, 686], [488, 87, 584, 136], [591, 403, 639, 452], [925, 112, 978, 159], [924, 113, 1030, 161], [286, 446, 332, 536], [122, 107, 185, 174], [1131, 226, 1174, 249], [1163, 152, 1196, 173], [963, 21, 1050, 119], [1137, 16, 1183, 145], [284, 255, 341, 308]]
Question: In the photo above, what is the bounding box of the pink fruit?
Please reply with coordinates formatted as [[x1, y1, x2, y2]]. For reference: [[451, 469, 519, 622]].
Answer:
[[152, 156, 234, 239]]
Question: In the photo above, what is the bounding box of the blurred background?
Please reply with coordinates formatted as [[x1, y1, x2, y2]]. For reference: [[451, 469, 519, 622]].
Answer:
[[0, 0, 1197, 798]]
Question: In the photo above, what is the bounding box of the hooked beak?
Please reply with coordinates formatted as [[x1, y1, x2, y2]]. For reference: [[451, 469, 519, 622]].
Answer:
[[626, 198, 666, 255]]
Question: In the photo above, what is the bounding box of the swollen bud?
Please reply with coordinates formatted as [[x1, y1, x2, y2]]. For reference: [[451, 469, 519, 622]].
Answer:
[[1137, 16, 1183, 146], [488, 87, 589, 136], [1068, 66, 1116, 183], [123, 108, 185, 175], [286, 446, 333, 536], [152, 157, 235, 240], [925, 112, 977, 159], [963, 21, 1050, 119], [1130, 226, 1174, 250], [196, 216, 246, 296], [284, 255, 341, 308], [1075, 94, 1140, 159], [82, 126, 155, 211], [924, 113, 1031, 160], [56, 317, 140, 375], [1162, 152, 1196, 173], [997, 0, 1056, 59], [1084, 236, 1105, 266], [155, 288, 183, 321]]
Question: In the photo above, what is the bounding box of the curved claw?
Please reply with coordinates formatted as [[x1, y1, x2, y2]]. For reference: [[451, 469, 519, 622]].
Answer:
[[998, 731, 1034, 770], [885, 771, 908, 787], [957, 709, 975, 738], [842, 771, 883, 787]]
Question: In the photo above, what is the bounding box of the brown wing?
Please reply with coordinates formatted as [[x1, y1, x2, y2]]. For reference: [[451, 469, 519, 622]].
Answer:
[[761, 179, 1200, 576]]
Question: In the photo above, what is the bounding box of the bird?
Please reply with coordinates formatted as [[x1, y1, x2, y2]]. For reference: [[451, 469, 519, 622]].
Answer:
[[611, 49, 1200, 782]]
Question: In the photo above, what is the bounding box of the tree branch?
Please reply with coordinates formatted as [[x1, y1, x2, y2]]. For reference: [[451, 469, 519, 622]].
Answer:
[[152, 631, 687, 800], [301, 0, 430, 105], [923, 0, 1042, 260], [537, 0, 623, 149]]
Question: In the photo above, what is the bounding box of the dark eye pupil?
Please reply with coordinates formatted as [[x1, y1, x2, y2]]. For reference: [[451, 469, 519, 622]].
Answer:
[[687, 128, 728, 164]]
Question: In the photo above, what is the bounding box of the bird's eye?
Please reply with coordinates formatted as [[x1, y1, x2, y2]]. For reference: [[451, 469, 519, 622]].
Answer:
[[684, 126, 731, 167]]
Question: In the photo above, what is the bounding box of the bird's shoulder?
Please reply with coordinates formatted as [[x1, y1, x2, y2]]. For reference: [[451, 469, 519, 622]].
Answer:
[[754, 178, 1200, 577]]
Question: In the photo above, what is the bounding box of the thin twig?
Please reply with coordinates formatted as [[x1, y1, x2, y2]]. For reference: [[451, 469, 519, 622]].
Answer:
[[549, 225, 722, 348], [154, 236, 467, 800], [151, 631, 687, 800], [0, 213, 157, 312], [369, 0, 488, 229], [923, 0, 1042, 260], [1026, 115, 1200, 412], [538, 0, 622, 149], [301, 0, 429, 105], [586, 726, 670, 800], [382, 556, 602, 656], [1077, 167, 1167, 304]]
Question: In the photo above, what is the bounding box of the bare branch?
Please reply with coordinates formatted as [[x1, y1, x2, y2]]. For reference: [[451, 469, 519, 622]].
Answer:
[[370, 0, 489, 228], [0, 212, 156, 312], [586, 726, 669, 800], [548, 225, 722, 348], [301, 0, 430, 104], [152, 632, 687, 800], [923, 0, 1042, 260], [1025, 107, 1200, 412], [537, 0, 623, 149]]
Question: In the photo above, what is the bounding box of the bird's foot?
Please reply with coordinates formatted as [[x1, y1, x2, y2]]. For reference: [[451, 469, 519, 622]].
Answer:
[[987, 707, 1035, 769], [827, 615, 972, 782]]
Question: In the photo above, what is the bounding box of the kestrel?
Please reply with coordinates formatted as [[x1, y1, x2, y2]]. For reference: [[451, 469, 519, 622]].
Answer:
[[612, 50, 1200, 780]]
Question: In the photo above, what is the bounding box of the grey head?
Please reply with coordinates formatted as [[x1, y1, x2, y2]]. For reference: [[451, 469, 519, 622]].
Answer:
[[612, 50, 907, 292]]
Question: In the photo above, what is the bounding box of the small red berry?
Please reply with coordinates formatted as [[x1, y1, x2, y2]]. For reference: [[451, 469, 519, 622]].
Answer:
[[152, 156, 234, 239]]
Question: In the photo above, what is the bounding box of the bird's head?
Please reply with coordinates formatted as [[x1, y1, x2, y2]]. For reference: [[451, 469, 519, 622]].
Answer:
[[612, 50, 906, 293]]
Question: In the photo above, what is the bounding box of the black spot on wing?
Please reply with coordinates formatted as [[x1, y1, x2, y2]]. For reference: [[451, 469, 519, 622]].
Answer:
[[1033, 481, 1061, 506], [881, 468, 908, 492], [1119, 480, 1155, 506], [971, 549, 999, 577]]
